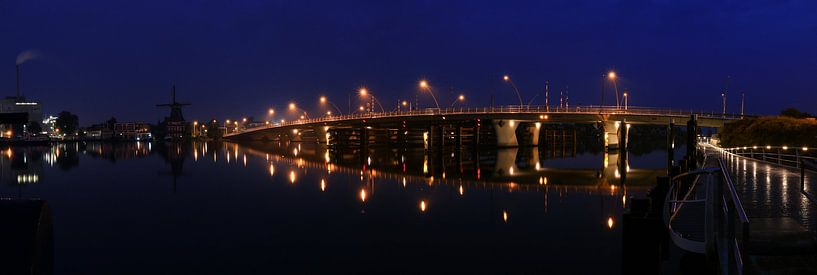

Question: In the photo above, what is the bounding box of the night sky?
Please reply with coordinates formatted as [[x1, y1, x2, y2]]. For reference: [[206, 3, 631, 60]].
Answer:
[[2, 0, 816, 124]]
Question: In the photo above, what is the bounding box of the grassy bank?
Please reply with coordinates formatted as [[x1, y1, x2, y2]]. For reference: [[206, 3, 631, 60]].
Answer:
[[718, 116, 817, 147]]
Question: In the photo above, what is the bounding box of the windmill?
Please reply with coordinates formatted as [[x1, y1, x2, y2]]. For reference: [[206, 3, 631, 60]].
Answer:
[[156, 83, 190, 122], [156, 84, 191, 140]]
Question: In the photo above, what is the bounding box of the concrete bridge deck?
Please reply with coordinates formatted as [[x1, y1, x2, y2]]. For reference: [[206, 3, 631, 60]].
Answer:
[[226, 105, 742, 149]]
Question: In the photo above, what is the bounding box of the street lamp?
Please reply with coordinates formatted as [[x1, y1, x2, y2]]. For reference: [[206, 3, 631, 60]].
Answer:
[[721, 92, 726, 116], [418, 80, 441, 109], [354, 87, 385, 113], [502, 75, 524, 107], [288, 102, 310, 120], [268, 108, 275, 115], [623, 92, 628, 111], [319, 96, 343, 115], [607, 71, 620, 109], [450, 94, 465, 107]]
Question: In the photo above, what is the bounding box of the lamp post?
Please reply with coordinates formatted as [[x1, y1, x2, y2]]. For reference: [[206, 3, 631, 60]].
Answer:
[[722, 75, 731, 117], [418, 80, 441, 109], [320, 96, 343, 115], [623, 91, 628, 111], [450, 94, 465, 107], [721, 92, 726, 116], [288, 102, 310, 120], [502, 75, 524, 107], [607, 71, 619, 109], [357, 88, 385, 113]]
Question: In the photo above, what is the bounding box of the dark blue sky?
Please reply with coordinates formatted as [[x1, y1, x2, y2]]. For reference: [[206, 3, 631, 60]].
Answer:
[[2, 0, 816, 124]]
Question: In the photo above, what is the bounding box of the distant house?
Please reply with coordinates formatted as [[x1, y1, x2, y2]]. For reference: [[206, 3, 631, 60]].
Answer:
[[114, 122, 152, 140], [85, 123, 113, 140]]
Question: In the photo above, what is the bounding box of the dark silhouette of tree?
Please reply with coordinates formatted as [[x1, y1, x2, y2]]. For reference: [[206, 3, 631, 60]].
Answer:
[[55, 111, 79, 135], [780, 107, 814, 119], [207, 119, 222, 139], [26, 121, 42, 134], [106, 117, 117, 130]]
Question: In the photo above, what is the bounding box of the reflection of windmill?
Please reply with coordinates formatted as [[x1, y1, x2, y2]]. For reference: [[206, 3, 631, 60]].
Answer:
[[156, 84, 191, 140], [156, 142, 190, 192]]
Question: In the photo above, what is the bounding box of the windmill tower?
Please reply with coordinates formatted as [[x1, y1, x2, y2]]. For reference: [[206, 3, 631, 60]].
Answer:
[[156, 84, 191, 140]]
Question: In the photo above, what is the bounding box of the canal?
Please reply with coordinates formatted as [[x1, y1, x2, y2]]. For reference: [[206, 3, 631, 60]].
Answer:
[[0, 140, 678, 274]]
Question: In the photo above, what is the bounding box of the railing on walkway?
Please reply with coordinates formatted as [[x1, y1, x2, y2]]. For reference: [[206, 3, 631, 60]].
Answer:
[[721, 146, 817, 170], [801, 160, 817, 203], [228, 105, 745, 136], [716, 158, 751, 275], [665, 150, 749, 275]]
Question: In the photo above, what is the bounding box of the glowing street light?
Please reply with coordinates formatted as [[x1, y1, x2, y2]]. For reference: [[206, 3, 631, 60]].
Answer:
[[502, 75, 524, 106], [268, 108, 275, 115], [450, 94, 465, 107], [418, 80, 441, 109], [319, 96, 343, 115], [623, 91, 628, 111], [354, 87, 384, 113], [288, 102, 310, 120], [607, 71, 620, 109]]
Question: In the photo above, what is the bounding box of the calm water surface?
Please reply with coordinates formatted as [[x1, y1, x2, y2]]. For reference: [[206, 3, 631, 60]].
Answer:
[[0, 141, 674, 274]]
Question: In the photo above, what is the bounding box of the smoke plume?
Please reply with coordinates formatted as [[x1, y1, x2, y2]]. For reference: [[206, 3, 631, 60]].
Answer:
[[16, 50, 40, 65]]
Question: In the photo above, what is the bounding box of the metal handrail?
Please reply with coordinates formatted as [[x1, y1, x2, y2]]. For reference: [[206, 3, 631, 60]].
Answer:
[[227, 105, 745, 136], [716, 158, 750, 275], [801, 160, 817, 203], [721, 146, 817, 171], [664, 159, 749, 275]]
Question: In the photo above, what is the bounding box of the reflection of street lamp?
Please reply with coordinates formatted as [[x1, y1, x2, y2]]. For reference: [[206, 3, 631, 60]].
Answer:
[[502, 75, 523, 106], [418, 80, 441, 109], [450, 94, 465, 107]]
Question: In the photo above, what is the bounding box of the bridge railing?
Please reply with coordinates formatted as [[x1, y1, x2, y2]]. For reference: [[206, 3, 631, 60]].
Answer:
[[721, 146, 817, 170], [228, 105, 744, 135]]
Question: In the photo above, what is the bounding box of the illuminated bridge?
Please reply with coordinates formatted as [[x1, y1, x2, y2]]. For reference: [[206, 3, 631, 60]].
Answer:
[[225, 105, 742, 150]]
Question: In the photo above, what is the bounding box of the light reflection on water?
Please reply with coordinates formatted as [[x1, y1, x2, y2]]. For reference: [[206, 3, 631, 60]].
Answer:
[[0, 141, 677, 274]]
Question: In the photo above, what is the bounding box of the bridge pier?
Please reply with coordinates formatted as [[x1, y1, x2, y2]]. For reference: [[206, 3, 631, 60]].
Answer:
[[525, 122, 541, 146], [492, 119, 519, 147], [603, 120, 628, 151], [286, 128, 303, 143], [313, 125, 329, 144]]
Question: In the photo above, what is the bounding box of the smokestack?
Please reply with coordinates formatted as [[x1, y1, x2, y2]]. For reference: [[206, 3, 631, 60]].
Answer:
[[16, 64, 20, 98]]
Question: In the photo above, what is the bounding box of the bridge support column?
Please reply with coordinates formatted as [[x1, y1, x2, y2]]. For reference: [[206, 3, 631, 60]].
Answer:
[[492, 120, 519, 147], [313, 125, 329, 145], [667, 120, 675, 174], [287, 128, 303, 142], [528, 122, 541, 146], [686, 115, 698, 170], [455, 126, 463, 149], [619, 119, 629, 153], [603, 120, 628, 151], [603, 121, 620, 151]]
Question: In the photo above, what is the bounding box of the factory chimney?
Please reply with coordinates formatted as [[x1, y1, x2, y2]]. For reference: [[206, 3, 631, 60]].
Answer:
[[16, 64, 20, 98]]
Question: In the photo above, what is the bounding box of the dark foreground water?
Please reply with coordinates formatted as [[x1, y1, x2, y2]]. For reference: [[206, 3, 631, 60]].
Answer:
[[0, 141, 675, 274]]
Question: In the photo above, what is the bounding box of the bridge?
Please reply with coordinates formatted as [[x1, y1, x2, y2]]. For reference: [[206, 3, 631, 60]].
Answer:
[[225, 105, 742, 150]]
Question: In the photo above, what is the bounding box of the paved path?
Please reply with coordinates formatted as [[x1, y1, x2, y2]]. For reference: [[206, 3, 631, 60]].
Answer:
[[717, 149, 817, 273]]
